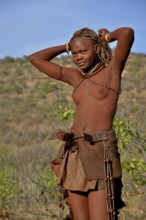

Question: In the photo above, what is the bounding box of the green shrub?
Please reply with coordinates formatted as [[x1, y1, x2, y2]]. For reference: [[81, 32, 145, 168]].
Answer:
[[37, 167, 59, 200], [0, 148, 19, 208]]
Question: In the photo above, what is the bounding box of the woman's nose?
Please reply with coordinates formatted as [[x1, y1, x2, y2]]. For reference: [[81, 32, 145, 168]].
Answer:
[[76, 53, 83, 61]]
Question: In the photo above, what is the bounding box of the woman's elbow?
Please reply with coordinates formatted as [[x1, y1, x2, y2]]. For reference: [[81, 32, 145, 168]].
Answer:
[[126, 27, 135, 41], [27, 54, 37, 65], [27, 54, 34, 63]]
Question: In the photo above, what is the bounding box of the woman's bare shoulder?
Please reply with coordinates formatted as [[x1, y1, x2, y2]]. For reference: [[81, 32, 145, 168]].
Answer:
[[62, 66, 82, 86]]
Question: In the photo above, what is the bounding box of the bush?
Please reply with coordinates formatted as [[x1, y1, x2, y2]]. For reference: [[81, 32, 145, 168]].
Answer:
[[0, 148, 19, 208]]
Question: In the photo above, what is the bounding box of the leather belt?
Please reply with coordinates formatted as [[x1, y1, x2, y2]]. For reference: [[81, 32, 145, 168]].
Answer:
[[84, 130, 115, 143]]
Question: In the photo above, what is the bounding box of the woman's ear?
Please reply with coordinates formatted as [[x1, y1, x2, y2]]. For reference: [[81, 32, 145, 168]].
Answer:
[[94, 44, 100, 54]]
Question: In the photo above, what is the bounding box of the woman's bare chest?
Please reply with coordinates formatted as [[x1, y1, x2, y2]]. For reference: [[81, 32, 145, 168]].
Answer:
[[72, 76, 109, 104]]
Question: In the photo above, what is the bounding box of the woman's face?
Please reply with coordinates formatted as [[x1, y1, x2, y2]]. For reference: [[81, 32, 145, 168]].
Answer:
[[71, 36, 98, 72]]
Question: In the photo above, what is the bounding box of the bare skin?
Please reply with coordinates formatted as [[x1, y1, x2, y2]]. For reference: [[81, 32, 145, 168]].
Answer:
[[28, 27, 134, 220]]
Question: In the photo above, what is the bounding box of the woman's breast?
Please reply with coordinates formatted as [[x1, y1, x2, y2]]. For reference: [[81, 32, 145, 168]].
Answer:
[[72, 79, 110, 105]]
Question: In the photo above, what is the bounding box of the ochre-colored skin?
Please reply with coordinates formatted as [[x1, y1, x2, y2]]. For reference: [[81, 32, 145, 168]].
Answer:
[[28, 27, 134, 220], [71, 37, 120, 133]]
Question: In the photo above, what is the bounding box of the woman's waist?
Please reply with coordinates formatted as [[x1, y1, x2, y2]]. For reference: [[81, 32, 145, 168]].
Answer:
[[55, 126, 115, 143], [72, 129, 116, 143], [72, 119, 113, 134]]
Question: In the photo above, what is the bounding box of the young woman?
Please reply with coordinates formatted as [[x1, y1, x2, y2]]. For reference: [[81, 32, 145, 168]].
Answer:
[[28, 27, 134, 220]]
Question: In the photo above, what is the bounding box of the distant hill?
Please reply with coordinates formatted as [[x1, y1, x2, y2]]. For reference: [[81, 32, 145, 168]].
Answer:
[[0, 53, 146, 219], [0, 53, 146, 143]]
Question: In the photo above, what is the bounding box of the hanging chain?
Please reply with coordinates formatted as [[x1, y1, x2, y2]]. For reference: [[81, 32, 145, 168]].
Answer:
[[58, 186, 65, 219], [104, 142, 117, 220]]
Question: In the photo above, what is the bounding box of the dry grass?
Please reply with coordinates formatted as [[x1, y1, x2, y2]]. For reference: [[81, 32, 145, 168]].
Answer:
[[0, 53, 146, 219]]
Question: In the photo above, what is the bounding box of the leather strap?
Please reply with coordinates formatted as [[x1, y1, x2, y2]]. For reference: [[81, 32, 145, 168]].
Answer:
[[84, 130, 115, 143]]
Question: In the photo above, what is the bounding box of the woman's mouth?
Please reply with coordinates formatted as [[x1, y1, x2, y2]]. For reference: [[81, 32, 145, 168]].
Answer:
[[77, 62, 85, 67]]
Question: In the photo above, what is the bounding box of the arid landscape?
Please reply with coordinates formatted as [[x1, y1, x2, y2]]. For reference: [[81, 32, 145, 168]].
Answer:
[[0, 53, 146, 219]]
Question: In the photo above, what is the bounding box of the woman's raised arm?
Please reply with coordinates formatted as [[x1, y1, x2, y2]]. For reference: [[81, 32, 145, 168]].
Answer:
[[98, 27, 134, 65], [28, 44, 69, 80]]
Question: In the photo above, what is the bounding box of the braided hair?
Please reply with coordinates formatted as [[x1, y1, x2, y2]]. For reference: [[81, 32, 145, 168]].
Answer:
[[70, 28, 113, 64]]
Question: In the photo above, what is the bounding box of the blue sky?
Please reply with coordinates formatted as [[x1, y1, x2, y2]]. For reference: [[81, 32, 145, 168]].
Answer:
[[0, 0, 145, 58]]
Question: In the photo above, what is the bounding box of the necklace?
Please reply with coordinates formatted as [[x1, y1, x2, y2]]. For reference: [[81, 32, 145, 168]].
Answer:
[[81, 62, 106, 79]]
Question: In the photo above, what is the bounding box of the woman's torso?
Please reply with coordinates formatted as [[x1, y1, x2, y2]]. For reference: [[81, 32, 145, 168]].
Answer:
[[65, 60, 121, 133]]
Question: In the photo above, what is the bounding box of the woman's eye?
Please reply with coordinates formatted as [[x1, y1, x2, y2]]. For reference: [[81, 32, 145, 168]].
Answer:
[[80, 50, 86, 54]]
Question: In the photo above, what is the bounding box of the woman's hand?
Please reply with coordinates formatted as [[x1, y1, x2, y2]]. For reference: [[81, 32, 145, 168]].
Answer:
[[98, 28, 109, 39]]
